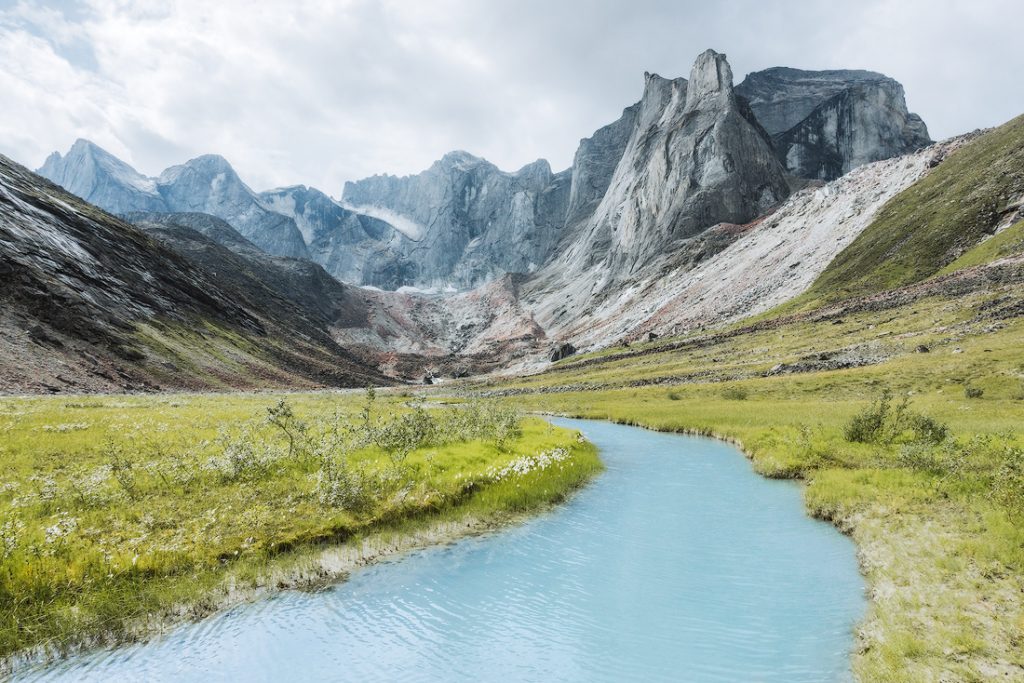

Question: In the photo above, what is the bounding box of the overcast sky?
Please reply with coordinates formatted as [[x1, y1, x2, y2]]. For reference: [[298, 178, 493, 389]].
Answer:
[[1, 0, 1021, 194]]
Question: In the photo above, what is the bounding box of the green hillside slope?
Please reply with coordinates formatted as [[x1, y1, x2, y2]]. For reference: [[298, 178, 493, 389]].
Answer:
[[798, 115, 1024, 305]]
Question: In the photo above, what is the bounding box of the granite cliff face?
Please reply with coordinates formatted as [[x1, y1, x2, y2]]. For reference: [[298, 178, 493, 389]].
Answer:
[[563, 103, 639, 229], [343, 152, 572, 289], [256, 185, 414, 288], [736, 67, 930, 179], [529, 48, 790, 312]]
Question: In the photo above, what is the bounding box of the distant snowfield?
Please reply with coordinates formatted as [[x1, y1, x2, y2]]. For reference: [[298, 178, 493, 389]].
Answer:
[[342, 202, 425, 241]]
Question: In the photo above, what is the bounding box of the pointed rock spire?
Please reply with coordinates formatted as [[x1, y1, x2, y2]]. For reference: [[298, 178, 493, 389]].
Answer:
[[685, 49, 734, 110]]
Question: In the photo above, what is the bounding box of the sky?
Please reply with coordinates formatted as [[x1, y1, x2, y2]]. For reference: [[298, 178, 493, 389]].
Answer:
[[1, 0, 1021, 194]]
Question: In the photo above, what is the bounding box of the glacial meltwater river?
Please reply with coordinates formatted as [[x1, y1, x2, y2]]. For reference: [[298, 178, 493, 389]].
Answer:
[[20, 419, 865, 682]]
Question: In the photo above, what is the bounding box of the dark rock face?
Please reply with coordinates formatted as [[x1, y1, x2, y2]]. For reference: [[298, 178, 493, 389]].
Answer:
[[343, 152, 572, 289], [551, 343, 577, 362], [737, 67, 931, 179]]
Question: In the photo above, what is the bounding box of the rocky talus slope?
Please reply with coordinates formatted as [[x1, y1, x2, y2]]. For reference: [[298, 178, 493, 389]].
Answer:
[[528, 136, 972, 351]]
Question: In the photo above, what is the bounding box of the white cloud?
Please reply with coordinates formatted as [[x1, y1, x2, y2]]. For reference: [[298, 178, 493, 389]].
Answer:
[[0, 0, 1021, 194]]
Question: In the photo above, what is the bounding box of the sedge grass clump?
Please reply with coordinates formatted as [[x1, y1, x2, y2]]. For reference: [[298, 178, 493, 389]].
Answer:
[[964, 385, 985, 399]]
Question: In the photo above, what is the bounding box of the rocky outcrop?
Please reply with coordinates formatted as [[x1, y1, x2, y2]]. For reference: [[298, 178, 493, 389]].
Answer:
[[736, 67, 930, 179], [343, 152, 572, 289]]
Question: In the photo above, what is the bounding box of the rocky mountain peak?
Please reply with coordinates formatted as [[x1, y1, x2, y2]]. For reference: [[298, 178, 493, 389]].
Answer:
[[37, 138, 164, 213], [736, 65, 930, 179], [435, 150, 489, 172], [685, 49, 734, 109]]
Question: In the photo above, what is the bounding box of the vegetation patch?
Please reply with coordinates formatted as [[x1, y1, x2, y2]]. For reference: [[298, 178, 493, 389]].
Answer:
[[0, 392, 601, 669]]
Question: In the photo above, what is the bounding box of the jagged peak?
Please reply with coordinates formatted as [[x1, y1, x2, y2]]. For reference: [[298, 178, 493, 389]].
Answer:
[[685, 49, 734, 109]]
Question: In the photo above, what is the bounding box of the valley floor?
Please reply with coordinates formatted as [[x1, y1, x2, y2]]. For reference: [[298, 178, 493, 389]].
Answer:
[[3, 257, 1023, 681]]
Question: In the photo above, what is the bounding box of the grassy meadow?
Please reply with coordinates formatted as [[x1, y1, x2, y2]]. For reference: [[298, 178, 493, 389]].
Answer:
[[0, 391, 601, 668]]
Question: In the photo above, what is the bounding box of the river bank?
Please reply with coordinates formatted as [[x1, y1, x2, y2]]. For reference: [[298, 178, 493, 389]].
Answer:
[[510, 393, 1024, 681], [0, 393, 602, 674]]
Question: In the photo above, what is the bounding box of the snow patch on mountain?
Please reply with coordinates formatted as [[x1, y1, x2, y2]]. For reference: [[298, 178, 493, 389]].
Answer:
[[340, 202, 425, 241]]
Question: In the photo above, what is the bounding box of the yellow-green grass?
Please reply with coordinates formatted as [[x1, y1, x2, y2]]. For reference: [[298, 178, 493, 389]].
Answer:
[[0, 392, 601, 668], [483, 280, 1024, 680], [938, 219, 1024, 275], [786, 114, 1024, 310], [495, 283, 1024, 397]]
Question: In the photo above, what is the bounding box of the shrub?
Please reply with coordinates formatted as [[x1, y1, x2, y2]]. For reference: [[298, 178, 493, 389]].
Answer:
[[210, 425, 275, 482], [721, 386, 749, 401], [316, 458, 376, 511], [844, 390, 892, 443], [964, 385, 985, 399], [844, 389, 948, 445], [375, 406, 438, 463], [897, 440, 966, 477]]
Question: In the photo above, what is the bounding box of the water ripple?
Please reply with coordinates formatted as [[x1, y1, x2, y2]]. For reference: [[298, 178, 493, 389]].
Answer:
[[18, 419, 864, 682]]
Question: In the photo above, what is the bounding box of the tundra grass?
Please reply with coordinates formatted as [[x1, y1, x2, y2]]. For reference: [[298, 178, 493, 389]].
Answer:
[[0, 392, 601, 670], [785, 114, 1024, 310], [484, 283, 1024, 681], [938, 219, 1024, 275]]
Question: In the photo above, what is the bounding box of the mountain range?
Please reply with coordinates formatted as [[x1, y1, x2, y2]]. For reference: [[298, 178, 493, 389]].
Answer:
[[7, 48, 1022, 393]]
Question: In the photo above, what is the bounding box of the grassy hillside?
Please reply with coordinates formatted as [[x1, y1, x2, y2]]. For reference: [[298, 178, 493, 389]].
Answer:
[[938, 218, 1024, 274], [791, 115, 1024, 307]]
